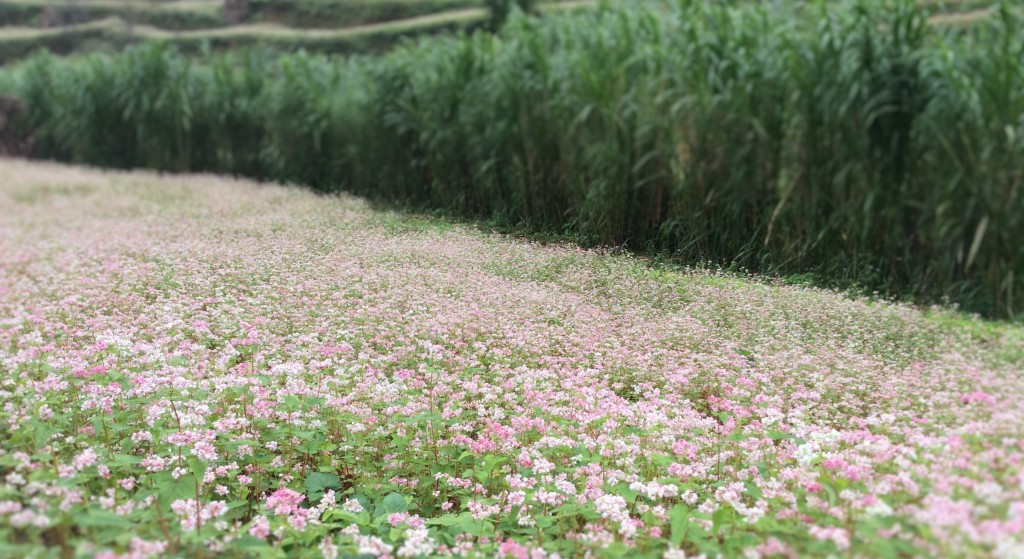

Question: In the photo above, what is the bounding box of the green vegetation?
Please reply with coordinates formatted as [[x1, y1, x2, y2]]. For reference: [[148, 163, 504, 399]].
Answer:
[[1, 0, 1022, 319], [483, 0, 538, 27]]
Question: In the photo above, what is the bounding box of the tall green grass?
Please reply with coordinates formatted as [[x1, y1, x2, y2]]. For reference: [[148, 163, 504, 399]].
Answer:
[[2, 0, 1021, 319]]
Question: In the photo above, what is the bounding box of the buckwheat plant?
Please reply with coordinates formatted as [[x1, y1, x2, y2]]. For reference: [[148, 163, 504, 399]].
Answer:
[[0, 160, 1021, 558]]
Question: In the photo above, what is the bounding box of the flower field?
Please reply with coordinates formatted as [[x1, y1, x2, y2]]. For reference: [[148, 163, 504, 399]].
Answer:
[[0, 159, 1022, 558]]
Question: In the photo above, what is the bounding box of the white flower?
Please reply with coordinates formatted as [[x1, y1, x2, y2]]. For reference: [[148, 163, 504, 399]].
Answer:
[[397, 527, 436, 558], [664, 546, 688, 559], [320, 536, 338, 559], [865, 498, 893, 517]]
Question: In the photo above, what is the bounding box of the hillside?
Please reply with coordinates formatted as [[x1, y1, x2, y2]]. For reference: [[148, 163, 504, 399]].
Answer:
[[0, 0, 586, 64]]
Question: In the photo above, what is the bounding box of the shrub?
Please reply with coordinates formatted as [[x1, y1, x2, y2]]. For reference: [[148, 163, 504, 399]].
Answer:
[[485, 0, 538, 29]]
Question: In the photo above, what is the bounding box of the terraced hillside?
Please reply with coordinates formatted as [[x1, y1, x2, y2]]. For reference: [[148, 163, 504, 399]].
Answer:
[[0, 0, 1015, 65], [0, 0, 586, 64]]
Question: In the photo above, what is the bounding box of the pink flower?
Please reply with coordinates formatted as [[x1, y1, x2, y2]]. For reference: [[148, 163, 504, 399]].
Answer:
[[499, 539, 529, 559], [266, 488, 304, 516], [961, 391, 995, 406], [72, 448, 98, 471], [191, 441, 218, 462], [809, 525, 850, 550], [289, 512, 308, 531], [822, 459, 847, 471], [468, 501, 500, 520], [248, 515, 271, 540]]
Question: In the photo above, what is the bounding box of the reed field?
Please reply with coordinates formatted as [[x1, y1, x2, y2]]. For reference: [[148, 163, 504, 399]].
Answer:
[[2, 0, 1021, 319]]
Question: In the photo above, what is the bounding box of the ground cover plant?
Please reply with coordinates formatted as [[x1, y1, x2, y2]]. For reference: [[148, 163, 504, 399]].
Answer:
[[1, 160, 1023, 558]]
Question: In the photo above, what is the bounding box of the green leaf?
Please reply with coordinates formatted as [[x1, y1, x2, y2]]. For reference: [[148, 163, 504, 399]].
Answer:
[[460, 517, 494, 537], [111, 454, 143, 467], [28, 421, 56, 451], [0, 544, 32, 559], [669, 504, 689, 547], [552, 503, 582, 518], [232, 535, 271, 549], [304, 471, 341, 503], [474, 454, 508, 483], [744, 481, 763, 501], [534, 515, 555, 529], [427, 512, 494, 536], [188, 457, 208, 484], [323, 508, 362, 524], [820, 476, 839, 506], [426, 514, 464, 527], [712, 506, 729, 536], [296, 431, 325, 454], [230, 535, 288, 558], [604, 542, 632, 556], [766, 430, 795, 440], [155, 473, 197, 509], [382, 492, 408, 514], [75, 510, 134, 528]]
